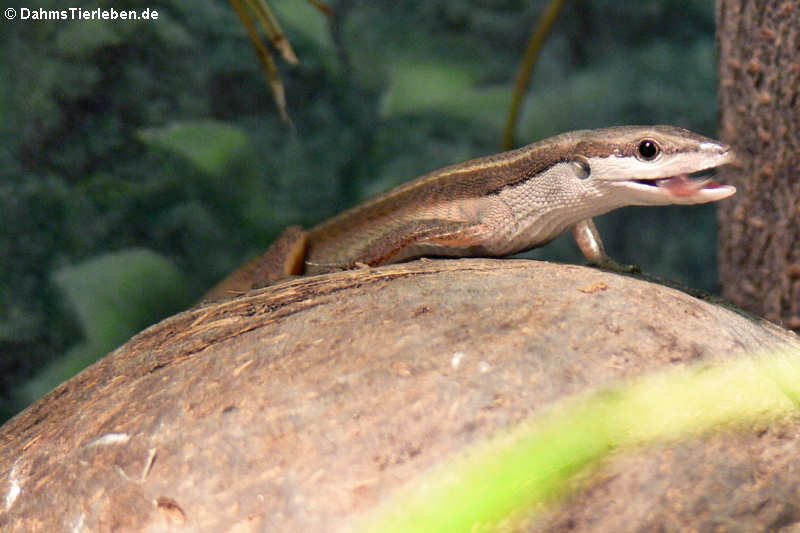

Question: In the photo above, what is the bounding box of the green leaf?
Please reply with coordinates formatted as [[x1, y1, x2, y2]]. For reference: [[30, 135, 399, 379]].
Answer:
[[137, 120, 251, 175], [380, 60, 509, 130], [18, 249, 189, 405], [271, 0, 334, 55]]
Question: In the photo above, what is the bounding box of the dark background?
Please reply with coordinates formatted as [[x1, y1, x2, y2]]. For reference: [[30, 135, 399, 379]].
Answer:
[[0, 0, 720, 420]]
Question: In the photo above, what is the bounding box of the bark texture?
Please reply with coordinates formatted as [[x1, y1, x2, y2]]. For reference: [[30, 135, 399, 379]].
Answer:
[[716, 0, 800, 330], [0, 259, 798, 532]]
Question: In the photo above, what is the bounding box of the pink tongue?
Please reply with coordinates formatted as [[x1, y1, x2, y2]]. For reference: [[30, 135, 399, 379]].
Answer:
[[656, 174, 720, 197]]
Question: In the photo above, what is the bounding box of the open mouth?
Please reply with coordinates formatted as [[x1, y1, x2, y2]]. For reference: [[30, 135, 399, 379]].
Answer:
[[633, 170, 732, 198]]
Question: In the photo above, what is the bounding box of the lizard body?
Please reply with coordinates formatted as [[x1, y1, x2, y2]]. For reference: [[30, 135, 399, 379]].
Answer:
[[205, 125, 735, 300]]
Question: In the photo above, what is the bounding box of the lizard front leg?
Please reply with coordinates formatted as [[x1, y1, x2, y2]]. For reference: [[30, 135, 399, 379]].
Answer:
[[572, 218, 608, 264], [572, 218, 639, 273]]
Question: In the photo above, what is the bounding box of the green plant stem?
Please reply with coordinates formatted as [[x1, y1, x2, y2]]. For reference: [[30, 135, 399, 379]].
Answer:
[[501, 0, 568, 150]]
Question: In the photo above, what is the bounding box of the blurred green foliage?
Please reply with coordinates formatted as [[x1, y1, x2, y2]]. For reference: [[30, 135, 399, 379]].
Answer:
[[358, 349, 800, 533], [137, 120, 251, 175], [18, 249, 189, 409], [0, 0, 720, 420]]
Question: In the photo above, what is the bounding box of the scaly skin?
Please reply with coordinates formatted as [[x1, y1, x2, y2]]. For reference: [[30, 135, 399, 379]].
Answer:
[[203, 126, 735, 301]]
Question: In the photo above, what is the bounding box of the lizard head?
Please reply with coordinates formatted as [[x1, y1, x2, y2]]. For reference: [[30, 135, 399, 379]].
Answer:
[[574, 125, 736, 206]]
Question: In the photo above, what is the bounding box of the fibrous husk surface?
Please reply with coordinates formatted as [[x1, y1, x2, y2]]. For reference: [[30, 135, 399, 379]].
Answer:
[[1, 259, 798, 532]]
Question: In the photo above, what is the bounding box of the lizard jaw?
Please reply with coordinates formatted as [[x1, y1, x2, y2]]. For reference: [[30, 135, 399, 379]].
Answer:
[[629, 172, 737, 203], [615, 147, 737, 205], [593, 146, 737, 206]]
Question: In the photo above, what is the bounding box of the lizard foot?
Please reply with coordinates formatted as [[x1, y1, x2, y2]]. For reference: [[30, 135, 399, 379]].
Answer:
[[590, 259, 641, 274]]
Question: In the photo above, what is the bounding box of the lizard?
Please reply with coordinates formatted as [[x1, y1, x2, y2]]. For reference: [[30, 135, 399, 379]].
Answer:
[[204, 125, 735, 301]]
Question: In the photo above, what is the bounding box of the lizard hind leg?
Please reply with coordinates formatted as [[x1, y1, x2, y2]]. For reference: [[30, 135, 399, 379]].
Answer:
[[348, 219, 492, 268], [201, 225, 309, 302], [252, 225, 309, 284]]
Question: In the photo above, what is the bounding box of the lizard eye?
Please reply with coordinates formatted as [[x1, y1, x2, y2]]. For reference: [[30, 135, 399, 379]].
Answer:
[[637, 139, 660, 161]]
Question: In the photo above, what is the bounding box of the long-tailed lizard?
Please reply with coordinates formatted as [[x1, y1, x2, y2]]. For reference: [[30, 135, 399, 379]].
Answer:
[[205, 125, 735, 300]]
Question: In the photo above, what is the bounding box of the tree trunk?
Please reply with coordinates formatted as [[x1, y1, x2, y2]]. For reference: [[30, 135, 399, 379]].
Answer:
[[716, 0, 800, 331]]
